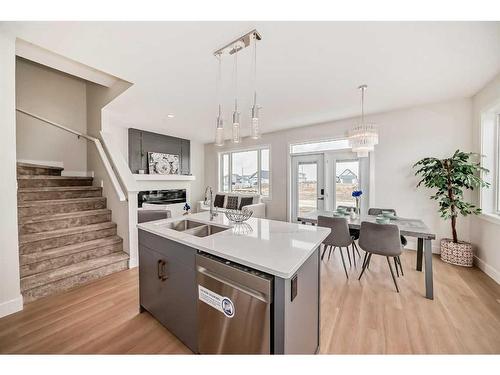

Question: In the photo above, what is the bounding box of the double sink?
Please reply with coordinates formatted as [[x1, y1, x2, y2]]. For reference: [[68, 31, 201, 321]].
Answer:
[[158, 219, 229, 238]]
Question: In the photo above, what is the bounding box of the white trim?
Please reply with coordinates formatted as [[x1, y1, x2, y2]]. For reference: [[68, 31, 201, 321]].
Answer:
[[0, 295, 23, 318], [132, 174, 195, 181], [405, 237, 441, 254], [474, 255, 500, 285], [16, 39, 120, 87], [478, 212, 500, 226], [16, 159, 63, 168], [61, 170, 94, 177]]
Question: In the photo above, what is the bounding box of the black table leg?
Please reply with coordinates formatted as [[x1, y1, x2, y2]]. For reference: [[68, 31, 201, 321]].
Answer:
[[416, 237, 423, 272], [424, 239, 434, 300]]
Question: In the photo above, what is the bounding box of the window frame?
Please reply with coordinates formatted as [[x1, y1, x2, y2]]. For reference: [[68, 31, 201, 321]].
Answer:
[[496, 113, 500, 214], [218, 145, 271, 198]]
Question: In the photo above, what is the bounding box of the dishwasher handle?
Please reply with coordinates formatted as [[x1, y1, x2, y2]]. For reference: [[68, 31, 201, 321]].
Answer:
[[197, 266, 272, 304]]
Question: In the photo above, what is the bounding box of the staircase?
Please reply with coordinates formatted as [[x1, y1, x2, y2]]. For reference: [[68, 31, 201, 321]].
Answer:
[[17, 162, 129, 303]]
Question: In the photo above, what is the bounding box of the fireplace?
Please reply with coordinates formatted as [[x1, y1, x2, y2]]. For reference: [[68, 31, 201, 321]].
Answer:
[[138, 189, 187, 208]]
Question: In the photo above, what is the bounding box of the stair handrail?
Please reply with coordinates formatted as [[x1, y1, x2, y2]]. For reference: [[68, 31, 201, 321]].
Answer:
[[16, 108, 127, 202]]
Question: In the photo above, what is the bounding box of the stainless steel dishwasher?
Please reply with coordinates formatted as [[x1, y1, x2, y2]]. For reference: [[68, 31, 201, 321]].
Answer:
[[196, 252, 273, 354]]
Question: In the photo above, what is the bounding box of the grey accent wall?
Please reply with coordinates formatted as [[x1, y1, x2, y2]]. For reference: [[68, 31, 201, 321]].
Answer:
[[128, 128, 190, 175]]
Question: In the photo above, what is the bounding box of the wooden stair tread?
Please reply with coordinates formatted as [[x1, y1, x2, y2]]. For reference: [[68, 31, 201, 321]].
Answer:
[[16, 162, 64, 171], [19, 222, 116, 244], [21, 252, 129, 291], [20, 209, 111, 224], [17, 175, 92, 180], [18, 186, 101, 192], [18, 197, 105, 207], [20, 236, 123, 265]]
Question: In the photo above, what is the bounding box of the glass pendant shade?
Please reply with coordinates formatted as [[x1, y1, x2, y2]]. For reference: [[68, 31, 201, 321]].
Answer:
[[215, 114, 224, 146], [232, 110, 241, 143], [251, 104, 260, 139]]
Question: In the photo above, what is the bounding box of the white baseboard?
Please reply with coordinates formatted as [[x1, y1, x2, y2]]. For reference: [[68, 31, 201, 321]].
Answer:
[[474, 256, 500, 285], [0, 295, 23, 318], [406, 237, 441, 254], [17, 159, 63, 168], [61, 170, 94, 177]]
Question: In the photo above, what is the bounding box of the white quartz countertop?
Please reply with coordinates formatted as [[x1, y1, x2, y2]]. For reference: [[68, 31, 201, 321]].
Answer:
[[137, 211, 331, 279]]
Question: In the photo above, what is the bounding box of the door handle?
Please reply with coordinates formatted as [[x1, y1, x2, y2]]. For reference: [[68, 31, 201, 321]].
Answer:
[[317, 197, 324, 200], [157, 259, 163, 280]]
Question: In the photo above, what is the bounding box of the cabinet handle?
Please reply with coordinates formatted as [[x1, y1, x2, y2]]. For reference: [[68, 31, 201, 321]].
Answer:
[[157, 259, 163, 280], [161, 260, 168, 281]]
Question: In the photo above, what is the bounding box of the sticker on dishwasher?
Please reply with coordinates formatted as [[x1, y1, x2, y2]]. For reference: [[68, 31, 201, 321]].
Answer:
[[198, 285, 235, 318]]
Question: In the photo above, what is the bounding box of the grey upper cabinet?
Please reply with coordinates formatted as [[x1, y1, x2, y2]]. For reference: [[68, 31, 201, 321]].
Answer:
[[128, 128, 191, 175], [138, 229, 198, 352]]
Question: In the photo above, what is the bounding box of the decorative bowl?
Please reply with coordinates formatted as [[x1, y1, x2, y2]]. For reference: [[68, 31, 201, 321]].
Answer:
[[224, 208, 253, 223]]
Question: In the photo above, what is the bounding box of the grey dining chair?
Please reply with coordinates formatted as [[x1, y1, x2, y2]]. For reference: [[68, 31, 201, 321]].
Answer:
[[358, 221, 403, 292], [317, 216, 358, 279], [337, 205, 361, 254], [367, 207, 406, 276]]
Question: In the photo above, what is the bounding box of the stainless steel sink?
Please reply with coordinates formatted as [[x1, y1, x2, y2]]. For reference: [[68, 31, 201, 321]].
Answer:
[[160, 219, 205, 231], [183, 224, 229, 238]]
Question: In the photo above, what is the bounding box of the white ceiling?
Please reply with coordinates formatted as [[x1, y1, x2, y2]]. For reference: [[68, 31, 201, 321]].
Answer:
[[2, 21, 500, 143]]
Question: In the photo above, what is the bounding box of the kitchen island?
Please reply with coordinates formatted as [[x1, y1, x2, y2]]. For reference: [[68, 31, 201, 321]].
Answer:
[[137, 211, 330, 354]]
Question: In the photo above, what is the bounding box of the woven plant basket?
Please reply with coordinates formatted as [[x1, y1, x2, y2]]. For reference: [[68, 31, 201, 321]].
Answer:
[[440, 238, 473, 267]]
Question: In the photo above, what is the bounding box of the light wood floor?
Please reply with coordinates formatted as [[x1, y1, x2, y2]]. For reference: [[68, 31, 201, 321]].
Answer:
[[1, 249, 499, 354]]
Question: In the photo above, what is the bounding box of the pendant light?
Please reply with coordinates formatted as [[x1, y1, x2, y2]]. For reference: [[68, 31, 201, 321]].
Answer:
[[348, 85, 379, 157], [232, 45, 241, 144], [250, 32, 261, 139], [215, 53, 225, 146]]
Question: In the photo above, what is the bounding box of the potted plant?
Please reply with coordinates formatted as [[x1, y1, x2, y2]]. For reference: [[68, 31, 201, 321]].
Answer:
[[413, 150, 489, 266]]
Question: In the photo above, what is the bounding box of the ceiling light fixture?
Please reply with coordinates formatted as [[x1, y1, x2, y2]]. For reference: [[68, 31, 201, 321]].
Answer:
[[212, 29, 262, 145], [232, 44, 241, 144], [166, 113, 175, 118], [250, 32, 261, 139], [215, 53, 224, 146], [348, 84, 378, 157]]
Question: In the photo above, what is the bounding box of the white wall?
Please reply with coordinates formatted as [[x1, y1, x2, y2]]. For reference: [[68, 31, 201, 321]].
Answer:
[[0, 34, 23, 318], [470, 72, 500, 283], [16, 58, 88, 173], [205, 98, 473, 251]]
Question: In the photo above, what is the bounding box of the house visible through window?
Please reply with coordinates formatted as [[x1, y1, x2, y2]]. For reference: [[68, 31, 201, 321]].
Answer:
[[219, 147, 270, 196]]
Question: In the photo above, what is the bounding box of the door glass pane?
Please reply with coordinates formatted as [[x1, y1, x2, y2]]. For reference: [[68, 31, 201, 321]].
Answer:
[[260, 149, 270, 196], [298, 163, 318, 216], [222, 154, 230, 192], [335, 160, 359, 209], [232, 150, 258, 194]]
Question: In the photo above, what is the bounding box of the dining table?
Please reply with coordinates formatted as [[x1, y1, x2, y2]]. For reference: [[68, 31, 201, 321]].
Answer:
[[297, 209, 437, 300]]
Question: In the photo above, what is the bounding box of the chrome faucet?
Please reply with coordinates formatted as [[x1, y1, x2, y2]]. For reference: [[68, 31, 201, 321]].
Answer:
[[204, 186, 217, 220]]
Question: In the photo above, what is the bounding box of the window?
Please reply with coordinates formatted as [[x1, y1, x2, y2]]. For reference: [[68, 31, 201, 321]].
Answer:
[[219, 147, 270, 197], [290, 139, 350, 154], [335, 160, 360, 208], [496, 114, 500, 213], [479, 108, 500, 217]]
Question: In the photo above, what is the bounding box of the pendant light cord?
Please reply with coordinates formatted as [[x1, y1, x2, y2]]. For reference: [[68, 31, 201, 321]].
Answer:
[[253, 32, 257, 106], [216, 53, 222, 116], [234, 45, 238, 111]]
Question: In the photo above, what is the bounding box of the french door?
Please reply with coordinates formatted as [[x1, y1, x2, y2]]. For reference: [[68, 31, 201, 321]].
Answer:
[[291, 154, 325, 222]]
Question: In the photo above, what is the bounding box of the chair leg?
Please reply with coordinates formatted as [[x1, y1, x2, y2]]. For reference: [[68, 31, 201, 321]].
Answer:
[[358, 253, 371, 280], [328, 246, 335, 261], [346, 247, 352, 267], [361, 252, 368, 269], [394, 257, 399, 277], [321, 245, 328, 260], [366, 252, 372, 269], [398, 256, 404, 276], [352, 245, 356, 267], [386, 256, 400, 293], [339, 247, 349, 279], [353, 241, 361, 257]]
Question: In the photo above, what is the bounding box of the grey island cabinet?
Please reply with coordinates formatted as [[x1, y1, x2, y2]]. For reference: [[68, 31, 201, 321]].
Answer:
[[137, 211, 330, 354]]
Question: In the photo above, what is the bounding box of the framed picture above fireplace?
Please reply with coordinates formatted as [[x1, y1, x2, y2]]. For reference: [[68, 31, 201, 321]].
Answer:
[[147, 152, 180, 175]]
